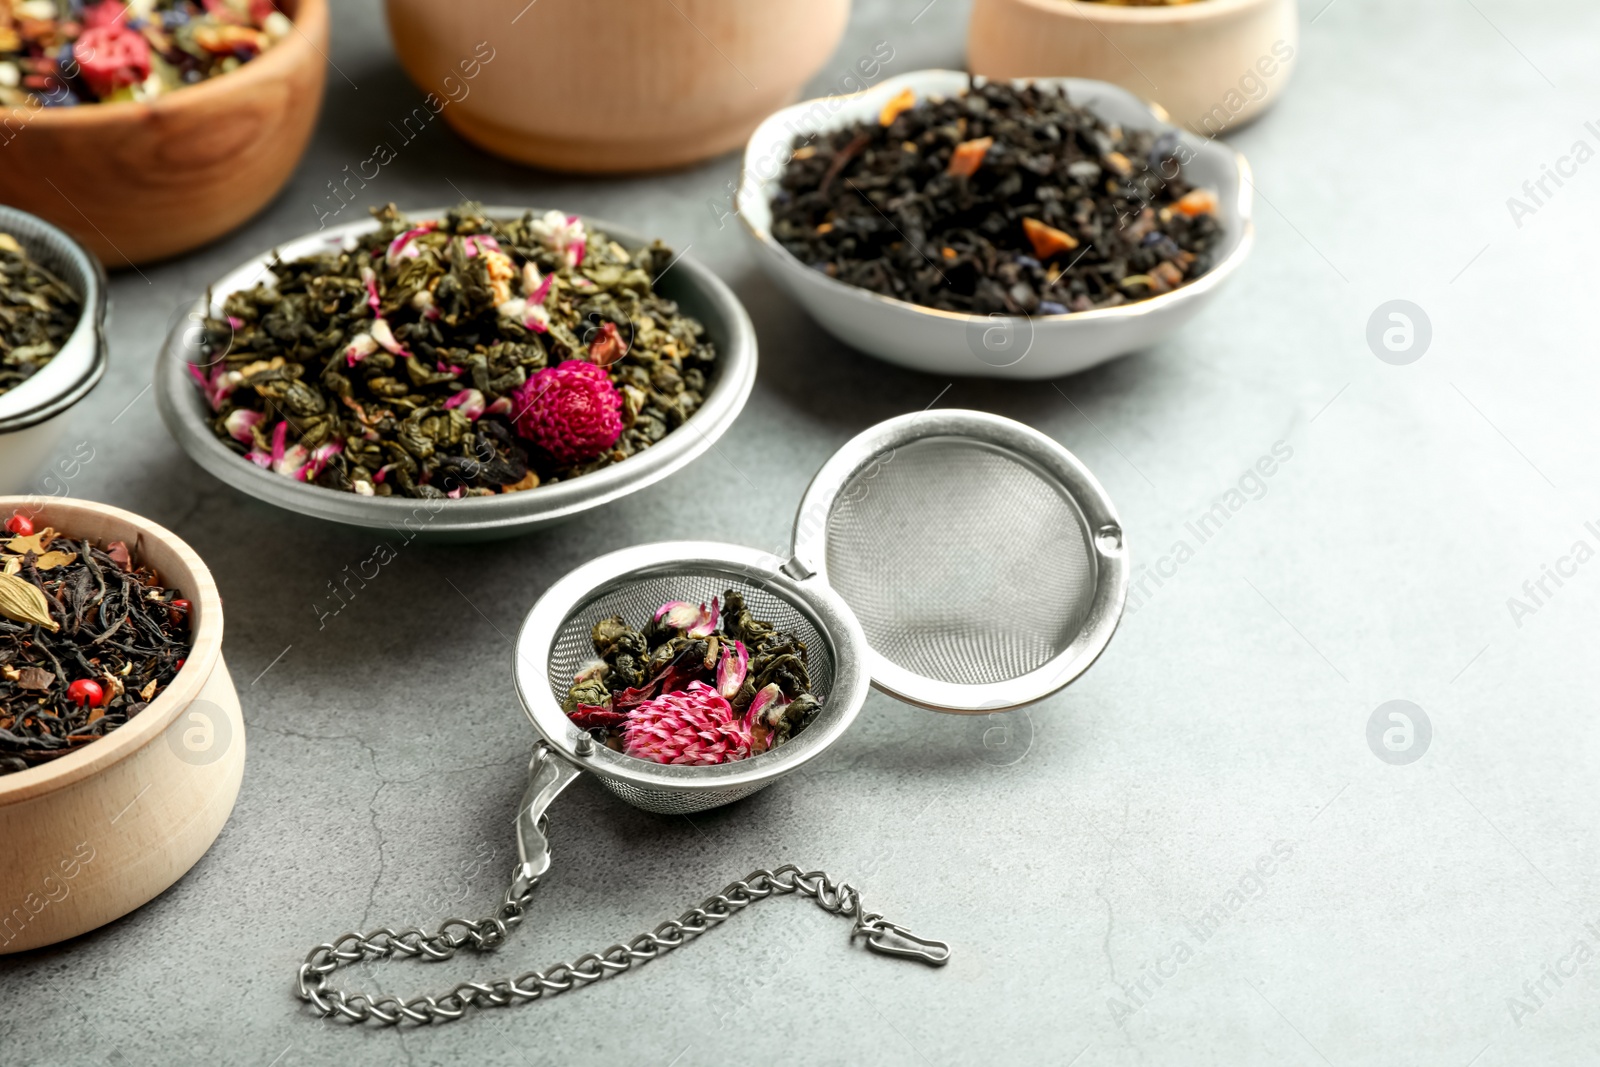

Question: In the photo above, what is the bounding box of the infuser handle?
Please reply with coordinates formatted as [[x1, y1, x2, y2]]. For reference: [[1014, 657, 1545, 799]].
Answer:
[[515, 741, 582, 886]]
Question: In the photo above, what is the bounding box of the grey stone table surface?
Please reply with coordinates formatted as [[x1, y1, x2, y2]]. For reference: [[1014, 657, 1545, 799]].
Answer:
[[5, 0, 1600, 1063]]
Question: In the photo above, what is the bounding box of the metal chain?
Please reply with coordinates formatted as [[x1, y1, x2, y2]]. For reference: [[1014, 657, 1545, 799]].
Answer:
[[295, 863, 948, 1026]]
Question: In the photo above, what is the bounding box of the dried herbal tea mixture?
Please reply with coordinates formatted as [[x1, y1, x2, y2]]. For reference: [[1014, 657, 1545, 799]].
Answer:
[[193, 203, 716, 499], [0, 232, 80, 399], [0, 512, 192, 775], [565, 591, 821, 766], [0, 0, 290, 108], [771, 79, 1222, 315]]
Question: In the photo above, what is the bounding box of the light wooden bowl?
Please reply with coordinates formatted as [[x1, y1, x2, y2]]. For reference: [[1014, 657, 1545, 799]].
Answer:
[[384, 0, 852, 173], [968, 0, 1297, 137], [0, 498, 242, 954], [0, 0, 329, 268]]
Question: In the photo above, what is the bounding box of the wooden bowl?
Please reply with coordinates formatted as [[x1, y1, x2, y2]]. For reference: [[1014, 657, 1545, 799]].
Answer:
[[383, 0, 851, 173], [968, 0, 1298, 136], [0, 0, 329, 268], [0, 498, 242, 954]]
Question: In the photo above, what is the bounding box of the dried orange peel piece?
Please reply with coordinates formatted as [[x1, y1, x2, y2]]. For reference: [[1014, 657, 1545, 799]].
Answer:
[[1174, 189, 1219, 217], [1022, 218, 1081, 259], [879, 88, 916, 126], [946, 136, 994, 178]]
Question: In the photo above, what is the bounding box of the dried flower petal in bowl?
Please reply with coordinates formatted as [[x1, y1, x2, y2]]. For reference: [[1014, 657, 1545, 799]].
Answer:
[[564, 589, 822, 765], [191, 203, 717, 500]]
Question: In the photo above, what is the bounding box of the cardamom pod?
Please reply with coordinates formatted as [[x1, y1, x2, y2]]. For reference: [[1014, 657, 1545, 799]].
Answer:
[[0, 571, 59, 632]]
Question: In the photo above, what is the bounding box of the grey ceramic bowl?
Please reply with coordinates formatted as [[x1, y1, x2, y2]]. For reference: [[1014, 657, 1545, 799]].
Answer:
[[0, 207, 108, 496], [153, 207, 757, 541]]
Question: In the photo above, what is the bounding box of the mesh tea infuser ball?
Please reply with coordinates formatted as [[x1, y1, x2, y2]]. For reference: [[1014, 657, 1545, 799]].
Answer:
[[296, 410, 1127, 1025]]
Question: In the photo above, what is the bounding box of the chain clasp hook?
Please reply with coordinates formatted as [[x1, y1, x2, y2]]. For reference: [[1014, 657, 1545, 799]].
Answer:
[[854, 913, 951, 966]]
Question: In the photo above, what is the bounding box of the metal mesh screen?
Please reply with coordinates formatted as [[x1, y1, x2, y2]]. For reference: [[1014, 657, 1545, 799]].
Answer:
[[823, 437, 1097, 686], [545, 571, 837, 815]]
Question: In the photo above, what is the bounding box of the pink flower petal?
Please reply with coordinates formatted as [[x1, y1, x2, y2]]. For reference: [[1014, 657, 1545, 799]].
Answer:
[[529, 272, 553, 305], [386, 222, 436, 266], [223, 408, 264, 443], [717, 640, 748, 699], [689, 597, 719, 639], [747, 683, 787, 727], [269, 421, 288, 466], [654, 601, 701, 629], [344, 332, 378, 367], [273, 443, 310, 478], [444, 388, 486, 419], [370, 317, 410, 357]]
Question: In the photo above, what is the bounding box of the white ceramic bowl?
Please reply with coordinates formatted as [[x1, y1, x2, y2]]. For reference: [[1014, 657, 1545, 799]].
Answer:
[[154, 207, 757, 541], [0, 208, 108, 495], [736, 70, 1254, 380]]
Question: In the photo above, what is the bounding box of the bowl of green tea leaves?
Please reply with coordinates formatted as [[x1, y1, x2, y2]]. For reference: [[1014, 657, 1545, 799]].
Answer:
[[0, 233, 79, 403], [154, 203, 756, 539], [0, 208, 107, 496], [736, 70, 1254, 380]]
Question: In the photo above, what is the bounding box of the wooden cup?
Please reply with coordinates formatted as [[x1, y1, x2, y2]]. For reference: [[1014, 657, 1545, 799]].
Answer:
[[383, 0, 852, 173], [968, 0, 1298, 137], [0, 498, 242, 954]]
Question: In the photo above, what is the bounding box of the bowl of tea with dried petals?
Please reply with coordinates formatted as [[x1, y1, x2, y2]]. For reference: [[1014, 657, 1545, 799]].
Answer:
[[737, 70, 1253, 380], [0, 0, 329, 267], [0, 496, 242, 954], [154, 203, 756, 540]]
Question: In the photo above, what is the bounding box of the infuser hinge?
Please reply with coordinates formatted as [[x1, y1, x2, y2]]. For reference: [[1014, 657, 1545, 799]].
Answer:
[[779, 555, 815, 581]]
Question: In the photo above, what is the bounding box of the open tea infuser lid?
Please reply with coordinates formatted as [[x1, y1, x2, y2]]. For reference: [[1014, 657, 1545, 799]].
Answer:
[[295, 411, 1127, 1026]]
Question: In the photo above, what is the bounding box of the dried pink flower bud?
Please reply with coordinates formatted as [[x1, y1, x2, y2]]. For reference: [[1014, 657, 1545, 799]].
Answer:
[[623, 681, 752, 765], [510, 361, 622, 464]]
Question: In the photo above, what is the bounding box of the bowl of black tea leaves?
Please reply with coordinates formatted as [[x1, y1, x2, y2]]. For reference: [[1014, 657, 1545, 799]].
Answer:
[[0, 497, 242, 954], [154, 203, 756, 540], [737, 71, 1254, 379]]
